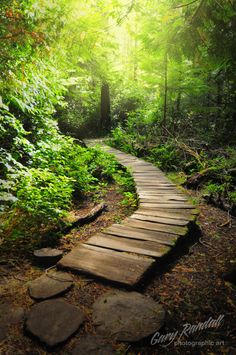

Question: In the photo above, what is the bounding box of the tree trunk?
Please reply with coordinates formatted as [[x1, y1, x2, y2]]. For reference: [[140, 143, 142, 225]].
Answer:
[[176, 91, 181, 116], [162, 51, 168, 139], [101, 83, 111, 133]]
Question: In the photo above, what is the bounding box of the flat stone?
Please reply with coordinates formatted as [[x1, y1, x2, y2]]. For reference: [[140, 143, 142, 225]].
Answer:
[[28, 271, 73, 300], [34, 248, 63, 266], [92, 291, 165, 342], [0, 303, 25, 324], [0, 325, 7, 342], [72, 335, 115, 355], [0, 303, 25, 341], [26, 299, 84, 347]]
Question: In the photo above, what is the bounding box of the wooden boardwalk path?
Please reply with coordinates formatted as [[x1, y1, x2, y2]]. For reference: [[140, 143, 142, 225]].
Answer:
[[58, 142, 199, 287]]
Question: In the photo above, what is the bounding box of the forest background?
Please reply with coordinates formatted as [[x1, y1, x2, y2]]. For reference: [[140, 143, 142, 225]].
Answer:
[[0, 0, 235, 240]]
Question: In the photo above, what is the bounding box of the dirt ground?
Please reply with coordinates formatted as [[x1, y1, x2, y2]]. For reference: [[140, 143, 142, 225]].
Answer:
[[0, 185, 236, 355]]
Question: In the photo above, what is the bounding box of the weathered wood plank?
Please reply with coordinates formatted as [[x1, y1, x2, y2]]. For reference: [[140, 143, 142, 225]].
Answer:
[[123, 218, 188, 235], [135, 181, 175, 185], [139, 207, 199, 215], [132, 171, 161, 174], [58, 244, 155, 287], [139, 199, 192, 205], [138, 194, 188, 201], [85, 233, 170, 258], [103, 224, 178, 245], [133, 175, 169, 179], [137, 208, 196, 221], [137, 192, 186, 197], [137, 187, 177, 190], [139, 202, 195, 209], [130, 213, 189, 226], [137, 190, 180, 195], [135, 179, 173, 182]]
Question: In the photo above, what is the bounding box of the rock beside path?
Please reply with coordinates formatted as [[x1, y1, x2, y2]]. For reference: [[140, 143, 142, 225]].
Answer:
[[33, 248, 63, 266], [0, 303, 25, 341], [25, 299, 84, 347], [92, 291, 165, 342], [72, 334, 115, 355], [28, 271, 73, 300]]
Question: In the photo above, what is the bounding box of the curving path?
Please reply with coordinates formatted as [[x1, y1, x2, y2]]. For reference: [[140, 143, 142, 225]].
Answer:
[[58, 142, 199, 287]]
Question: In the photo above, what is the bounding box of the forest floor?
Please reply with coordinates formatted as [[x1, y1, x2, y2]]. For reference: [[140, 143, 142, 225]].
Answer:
[[0, 185, 236, 354]]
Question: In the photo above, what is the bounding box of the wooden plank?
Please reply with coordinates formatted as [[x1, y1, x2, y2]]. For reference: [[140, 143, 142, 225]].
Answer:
[[136, 185, 177, 189], [103, 224, 178, 245], [137, 191, 185, 196], [137, 208, 196, 221], [137, 189, 179, 194], [130, 213, 189, 226], [132, 171, 161, 174], [123, 218, 188, 235], [134, 174, 169, 179], [139, 199, 191, 205], [58, 244, 155, 287], [132, 177, 172, 183], [118, 160, 139, 164], [138, 193, 186, 198], [136, 183, 174, 187], [139, 202, 195, 209], [135, 181, 175, 186], [137, 186, 176, 190], [135, 171, 163, 174], [85, 233, 170, 258], [127, 162, 156, 167], [136, 187, 182, 191], [139, 207, 199, 215], [138, 194, 188, 201], [137, 191, 182, 196]]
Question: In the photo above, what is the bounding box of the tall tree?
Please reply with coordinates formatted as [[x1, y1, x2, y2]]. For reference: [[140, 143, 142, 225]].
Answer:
[[101, 83, 111, 132]]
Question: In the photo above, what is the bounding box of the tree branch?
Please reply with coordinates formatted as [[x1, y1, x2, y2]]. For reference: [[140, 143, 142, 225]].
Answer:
[[117, 0, 135, 25], [173, 0, 200, 9], [191, 0, 206, 23]]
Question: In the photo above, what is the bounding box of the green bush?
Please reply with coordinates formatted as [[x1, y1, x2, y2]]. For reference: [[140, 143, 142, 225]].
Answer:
[[14, 169, 74, 220], [149, 144, 181, 171]]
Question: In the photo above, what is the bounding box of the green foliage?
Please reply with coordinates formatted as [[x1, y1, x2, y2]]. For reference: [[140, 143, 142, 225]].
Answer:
[[1, 132, 126, 222], [149, 145, 180, 171], [121, 191, 137, 207], [204, 182, 227, 196], [229, 191, 236, 205], [112, 167, 137, 208], [109, 127, 137, 155], [1, 0, 236, 228], [15, 169, 74, 220], [113, 168, 135, 192]]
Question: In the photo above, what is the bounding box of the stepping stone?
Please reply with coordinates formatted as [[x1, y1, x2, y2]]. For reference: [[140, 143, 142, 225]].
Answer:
[[0, 303, 25, 324], [92, 291, 165, 342], [72, 335, 115, 355], [0, 303, 25, 341], [28, 271, 73, 300], [34, 248, 63, 266], [25, 299, 84, 347], [0, 325, 7, 342]]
